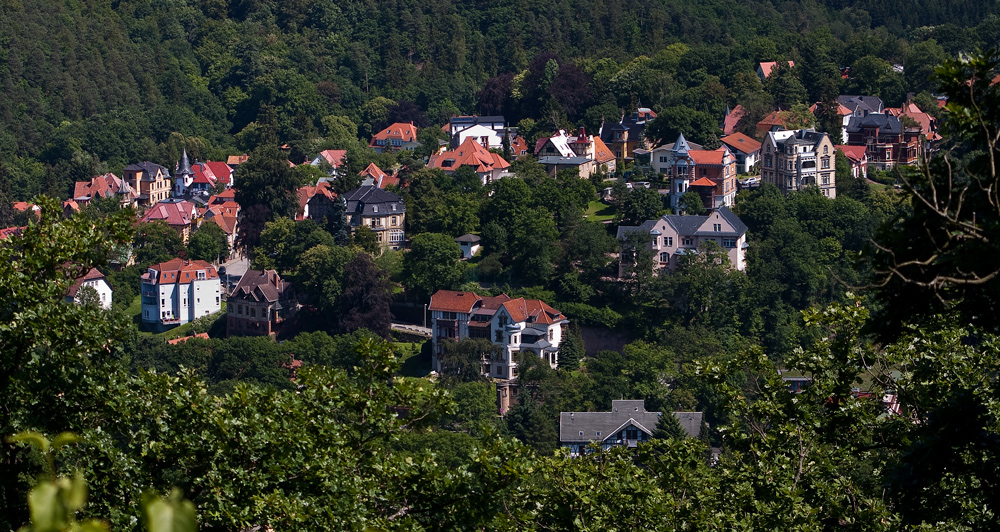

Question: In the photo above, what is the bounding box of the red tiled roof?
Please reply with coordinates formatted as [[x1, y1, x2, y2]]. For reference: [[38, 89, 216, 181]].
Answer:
[[720, 132, 762, 155], [317, 149, 347, 167], [722, 105, 746, 136], [429, 290, 481, 313], [758, 61, 795, 78], [428, 137, 511, 174], [143, 258, 219, 284], [510, 136, 530, 156], [192, 161, 234, 187], [73, 172, 136, 202], [226, 154, 249, 165], [370, 122, 419, 146], [592, 135, 616, 164], [501, 298, 565, 324], [67, 267, 106, 297], [690, 177, 718, 187], [836, 145, 868, 163], [140, 201, 197, 228], [688, 149, 725, 165]]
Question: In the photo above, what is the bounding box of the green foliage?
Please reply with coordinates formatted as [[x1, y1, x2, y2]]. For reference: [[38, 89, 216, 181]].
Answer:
[[185, 221, 228, 262], [402, 233, 465, 299], [133, 221, 184, 267], [677, 190, 706, 215]]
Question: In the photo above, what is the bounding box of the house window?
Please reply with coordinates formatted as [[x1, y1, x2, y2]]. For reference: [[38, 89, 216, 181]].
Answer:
[[822, 174, 830, 185], [713, 224, 721, 231], [549, 329, 554, 341], [824, 145, 829, 154], [822, 157, 830, 169], [659, 156, 667, 163], [682, 237, 693, 246], [495, 330, 503, 342], [723, 238, 737, 248], [660, 252, 669, 262], [664, 236, 673, 247], [391, 216, 397, 226], [238, 305, 242, 315], [250, 308, 256, 318]]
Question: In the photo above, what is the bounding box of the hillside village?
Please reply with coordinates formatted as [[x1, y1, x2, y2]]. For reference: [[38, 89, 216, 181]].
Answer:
[[1, 0, 997, 527]]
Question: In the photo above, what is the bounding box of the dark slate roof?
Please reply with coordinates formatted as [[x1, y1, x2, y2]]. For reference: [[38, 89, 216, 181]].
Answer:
[[559, 400, 703, 443], [450, 115, 506, 126], [838, 95, 884, 115], [123, 161, 169, 181], [454, 233, 481, 243], [615, 220, 657, 240], [537, 156, 591, 166], [231, 269, 295, 304], [845, 113, 902, 134], [665, 206, 747, 238], [342, 185, 406, 216]]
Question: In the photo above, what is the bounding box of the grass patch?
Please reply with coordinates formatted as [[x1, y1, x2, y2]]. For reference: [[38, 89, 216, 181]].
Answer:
[[395, 341, 431, 378], [585, 200, 616, 222]]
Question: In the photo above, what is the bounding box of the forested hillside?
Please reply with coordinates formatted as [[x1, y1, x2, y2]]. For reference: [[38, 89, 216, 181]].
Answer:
[[3, 1, 1000, 530], [2, 0, 1000, 200]]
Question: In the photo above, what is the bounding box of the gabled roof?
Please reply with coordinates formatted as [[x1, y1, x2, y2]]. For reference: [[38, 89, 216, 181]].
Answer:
[[690, 177, 718, 187], [73, 173, 138, 202], [838, 95, 884, 115], [836, 145, 868, 163], [123, 161, 169, 181], [231, 269, 295, 304], [559, 400, 701, 443], [67, 267, 107, 297], [192, 161, 233, 187], [140, 200, 197, 227], [370, 122, 419, 146], [428, 137, 511, 174], [722, 104, 746, 136], [500, 298, 566, 325], [592, 135, 615, 163], [317, 149, 347, 167], [758, 61, 794, 79], [720, 132, 762, 155], [429, 290, 482, 313], [688, 149, 726, 165]]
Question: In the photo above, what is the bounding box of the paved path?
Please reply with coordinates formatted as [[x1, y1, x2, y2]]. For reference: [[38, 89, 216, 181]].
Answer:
[[391, 323, 432, 338]]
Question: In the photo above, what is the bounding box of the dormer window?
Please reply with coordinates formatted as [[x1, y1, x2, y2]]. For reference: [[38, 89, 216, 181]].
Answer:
[[373, 206, 378, 213]]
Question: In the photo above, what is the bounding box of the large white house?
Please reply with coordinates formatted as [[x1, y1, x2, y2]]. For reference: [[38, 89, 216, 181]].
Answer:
[[141, 258, 221, 331], [617, 207, 749, 274], [428, 290, 568, 381]]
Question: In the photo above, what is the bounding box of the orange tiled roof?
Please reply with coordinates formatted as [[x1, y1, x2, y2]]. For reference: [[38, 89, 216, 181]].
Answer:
[[429, 290, 482, 313], [720, 132, 762, 154], [592, 135, 616, 164], [370, 122, 419, 146], [428, 137, 511, 174], [688, 149, 725, 165], [167, 332, 210, 345], [690, 177, 718, 187], [758, 61, 795, 78]]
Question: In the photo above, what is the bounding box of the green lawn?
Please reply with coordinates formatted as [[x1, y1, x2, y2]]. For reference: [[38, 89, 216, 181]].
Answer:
[[585, 200, 616, 222]]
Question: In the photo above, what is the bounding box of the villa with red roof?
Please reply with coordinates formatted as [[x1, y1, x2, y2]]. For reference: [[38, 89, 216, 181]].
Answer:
[[534, 128, 617, 178], [140, 258, 221, 331], [296, 180, 339, 222], [429, 290, 568, 384], [428, 137, 512, 185], [370, 122, 420, 153], [140, 199, 199, 243], [72, 173, 139, 208], [203, 189, 240, 255], [654, 133, 737, 211], [191, 160, 234, 193]]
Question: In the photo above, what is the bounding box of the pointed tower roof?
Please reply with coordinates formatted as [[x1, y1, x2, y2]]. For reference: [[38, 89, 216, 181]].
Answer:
[[177, 149, 193, 177], [673, 133, 691, 155]]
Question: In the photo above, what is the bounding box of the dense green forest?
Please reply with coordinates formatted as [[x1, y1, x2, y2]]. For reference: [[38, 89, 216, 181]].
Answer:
[[3, 0, 1000, 530], [2, 0, 1000, 200]]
